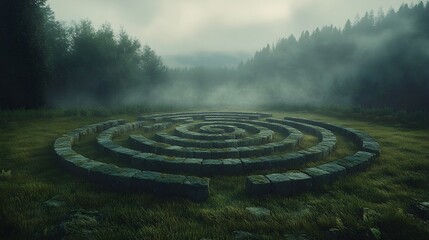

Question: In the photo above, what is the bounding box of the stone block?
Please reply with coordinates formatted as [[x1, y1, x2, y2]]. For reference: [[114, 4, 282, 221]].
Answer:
[[302, 167, 331, 188], [245, 175, 272, 195], [153, 174, 187, 196], [112, 146, 140, 163], [193, 150, 211, 159], [146, 155, 168, 171], [163, 145, 184, 157], [201, 159, 223, 176], [88, 163, 122, 183], [108, 167, 141, 189], [283, 171, 312, 194], [257, 156, 273, 169], [131, 153, 152, 169], [355, 151, 376, 163], [77, 161, 105, 177], [222, 158, 243, 175], [182, 176, 210, 202], [271, 153, 306, 168], [335, 151, 375, 173], [132, 170, 161, 190], [241, 158, 264, 172], [266, 173, 292, 196], [237, 147, 253, 158], [333, 157, 363, 173], [182, 158, 202, 175], [362, 141, 381, 156], [316, 163, 346, 180]]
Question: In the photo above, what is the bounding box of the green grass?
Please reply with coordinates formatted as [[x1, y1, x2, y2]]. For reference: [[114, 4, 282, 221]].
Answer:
[[1, 110, 429, 239]]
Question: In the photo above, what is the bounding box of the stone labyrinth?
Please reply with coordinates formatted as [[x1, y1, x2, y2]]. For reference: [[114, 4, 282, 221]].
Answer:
[[54, 112, 380, 202]]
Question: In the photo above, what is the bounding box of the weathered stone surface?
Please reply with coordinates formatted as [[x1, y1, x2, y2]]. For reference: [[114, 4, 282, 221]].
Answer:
[[237, 147, 253, 158], [0, 169, 12, 180], [45, 209, 101, 239], [54, 113, 382, 201], [412, 202, 429, 220], [222, 159, 243, 175], [316, 163, 346, 180], [302, 167, 331, 188], [284, 117, 380, 157], [333, 156, 367, 173], [161, 157, 184, 173], [130, 153, 151, 169], [89, 163, 122, 183], [182, 176, 210, 202], [112, 146, 140, 163], [276, 153, 306, 168], [245, 175, 272, 195], [201, 159, 223, 176], [283, 233, 311, 240], [335, 151, 375, 173], [362, 207, 381, 222], [153, 174, 187, 196], [266, 173, 291, 195], [62, 154, 91, 170], [144, 154, 168, 171], [44, 195, 65, 208], [241, 158, 264, 172], [132, 171, 161, 190], [284, 171, 312, 194], [233, 231, 258, 240], [245, 207, 271, 218], [78, 161, 105, 176], [363, 141, 381, 156], [108, 167, 141, 189], [257, 156, 273, 169], [182, 158, 203, 174]]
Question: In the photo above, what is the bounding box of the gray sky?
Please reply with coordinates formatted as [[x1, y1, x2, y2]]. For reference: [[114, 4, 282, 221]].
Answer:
[[47, 0, 419, 67]]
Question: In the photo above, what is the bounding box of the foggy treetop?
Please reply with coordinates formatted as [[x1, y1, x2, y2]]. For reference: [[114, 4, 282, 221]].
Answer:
[[1, 1, 428, 110], [47, 0, 417, 66]]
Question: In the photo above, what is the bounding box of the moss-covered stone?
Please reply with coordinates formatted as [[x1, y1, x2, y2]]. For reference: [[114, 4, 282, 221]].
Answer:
[[245, 175, 272, 195]]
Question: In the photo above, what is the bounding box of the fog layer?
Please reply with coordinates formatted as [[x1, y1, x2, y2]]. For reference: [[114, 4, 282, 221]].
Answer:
[[1, 1, 428, 110]]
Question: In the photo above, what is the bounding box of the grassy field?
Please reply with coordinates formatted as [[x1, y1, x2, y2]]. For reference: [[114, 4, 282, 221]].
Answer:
[[0, 109, 428, 239]]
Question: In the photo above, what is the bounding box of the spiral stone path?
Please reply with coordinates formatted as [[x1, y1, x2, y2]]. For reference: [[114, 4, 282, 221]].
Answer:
[[54, 112, 380, 201]]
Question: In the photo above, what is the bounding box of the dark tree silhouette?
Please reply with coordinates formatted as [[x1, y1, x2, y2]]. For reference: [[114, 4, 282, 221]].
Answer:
[[0, 0, 48, 108]]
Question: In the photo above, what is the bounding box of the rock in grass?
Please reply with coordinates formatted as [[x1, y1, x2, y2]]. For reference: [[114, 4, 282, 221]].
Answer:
[[412, 202, 429, 220], [44, 209, 101, 238], [370, 228, 381, 240], [233, 230, 258, 239], [44, 195, 65, 208], [0, 169, 12, 180], [362, 207, 381, 222], [245, 207, 271, 218], [283, 233, 311, 240], [326, 228, 340, 240]]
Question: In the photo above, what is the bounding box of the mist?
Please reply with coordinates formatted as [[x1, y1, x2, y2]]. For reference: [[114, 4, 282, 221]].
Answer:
[[2, 1, 428, 111], [113, 2, 429, 110]]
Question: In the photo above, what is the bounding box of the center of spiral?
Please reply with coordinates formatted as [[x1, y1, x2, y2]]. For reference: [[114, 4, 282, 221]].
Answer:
[[199, 124, 235, 134]]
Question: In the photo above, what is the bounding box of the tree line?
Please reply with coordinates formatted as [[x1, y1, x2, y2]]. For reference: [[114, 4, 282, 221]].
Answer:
[[172, 2, 429, 110], [240, 2, 429, 110], [1, 1, 428, 110], [1, 0, 166, 109]]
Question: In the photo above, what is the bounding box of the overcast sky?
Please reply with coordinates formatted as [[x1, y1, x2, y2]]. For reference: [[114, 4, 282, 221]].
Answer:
[[47, 0, 419, 67]]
